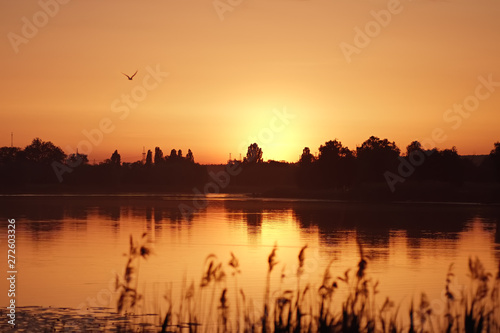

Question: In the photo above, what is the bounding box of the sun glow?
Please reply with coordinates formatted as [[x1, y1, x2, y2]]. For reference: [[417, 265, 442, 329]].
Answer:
[[232, 105, 308, 162]]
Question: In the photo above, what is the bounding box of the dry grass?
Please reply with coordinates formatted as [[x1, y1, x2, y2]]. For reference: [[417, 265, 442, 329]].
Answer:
[[115, 234, 500, 333]]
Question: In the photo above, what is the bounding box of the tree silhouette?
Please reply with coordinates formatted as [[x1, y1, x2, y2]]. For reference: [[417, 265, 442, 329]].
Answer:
[[67, 152, 89, 167], [24, 138, 66, 164], [299, 147, 315, 165], [357, 136, 400, 157], [297, 147, 317, 188], [0, 147, 23, 188], [356, 136, 400, 182], [18, 138, 67, 184], [110, 150, 121, 166], [488, 142, 500, 182], [401, 141, 470, 183], [154, 147, 164, 165], [491, 142, 500, 157], [186, 149, 194, 163], [318, 140, 353, 162], [436, 147, 463, 183], [1, 135, 499, 200], [406, 141, 423, 156], [170, 149, 177, 159], [317, 139, 354, 187], [145, 150, 153, 166], [0, 147, 21, 164], [245, 143, 263, 163]]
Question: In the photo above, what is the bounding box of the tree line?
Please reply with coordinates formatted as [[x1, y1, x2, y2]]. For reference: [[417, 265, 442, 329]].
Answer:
[[1, 136, 499, 199], [295, 136, 500, 189], [0, 138, 204, 192], [228, 136, 500, 201]]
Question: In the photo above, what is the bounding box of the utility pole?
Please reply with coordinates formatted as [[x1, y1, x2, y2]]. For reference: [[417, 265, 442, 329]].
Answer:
[[10, 132, 13, 147]]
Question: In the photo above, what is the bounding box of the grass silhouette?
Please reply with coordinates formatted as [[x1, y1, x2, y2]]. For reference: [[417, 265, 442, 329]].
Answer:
[[116, 234, 500, 333]]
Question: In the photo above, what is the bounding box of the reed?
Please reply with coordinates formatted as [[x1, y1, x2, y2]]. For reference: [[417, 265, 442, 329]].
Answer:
[[115, 232, 152, 314], [115, 234, 500, 333]]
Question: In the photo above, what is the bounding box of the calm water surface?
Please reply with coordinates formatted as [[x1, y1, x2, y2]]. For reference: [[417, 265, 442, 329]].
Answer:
[[1, 194, 499, 318]]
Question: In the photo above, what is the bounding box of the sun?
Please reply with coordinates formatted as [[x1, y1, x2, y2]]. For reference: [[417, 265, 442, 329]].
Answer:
[[236, 109, 304, 162], [260, 129, 303, 162]]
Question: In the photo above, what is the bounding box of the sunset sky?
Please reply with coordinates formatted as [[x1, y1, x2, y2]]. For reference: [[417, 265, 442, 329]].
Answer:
[[1, 0, 499, 164]]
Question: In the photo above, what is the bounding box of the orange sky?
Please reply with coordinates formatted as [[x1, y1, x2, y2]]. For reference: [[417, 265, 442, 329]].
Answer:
[[1, 0, 500, 164]]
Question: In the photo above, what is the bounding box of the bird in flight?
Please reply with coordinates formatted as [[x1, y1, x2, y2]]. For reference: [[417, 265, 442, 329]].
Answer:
[[122, 70, 138, 80]]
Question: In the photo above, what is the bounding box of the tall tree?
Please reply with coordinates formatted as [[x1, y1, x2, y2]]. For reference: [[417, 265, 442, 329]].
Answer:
[[298, 147, 315, 165], [297, 146, 317, 188], [186, 149, 194, 163], [245, 143, 263, 163], [145, 149, 153, 165], [170, 149, 177, 159], [110, 150, 121, 166], [154, 147, 164, 165]]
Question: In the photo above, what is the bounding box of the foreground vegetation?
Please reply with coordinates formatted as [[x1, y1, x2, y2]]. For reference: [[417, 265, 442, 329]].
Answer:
[[115, 234, 500, 333]]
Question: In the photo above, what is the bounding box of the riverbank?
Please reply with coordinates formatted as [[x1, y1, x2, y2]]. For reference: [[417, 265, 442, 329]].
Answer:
[[257, 181, 500, 204], [4, 180, 499, 205]]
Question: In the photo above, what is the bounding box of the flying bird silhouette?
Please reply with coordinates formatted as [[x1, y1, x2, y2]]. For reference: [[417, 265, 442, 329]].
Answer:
[[122, 70, 138, 80]]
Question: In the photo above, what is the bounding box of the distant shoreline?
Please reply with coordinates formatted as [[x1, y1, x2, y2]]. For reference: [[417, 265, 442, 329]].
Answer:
[[1, 180, 500, 206]]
